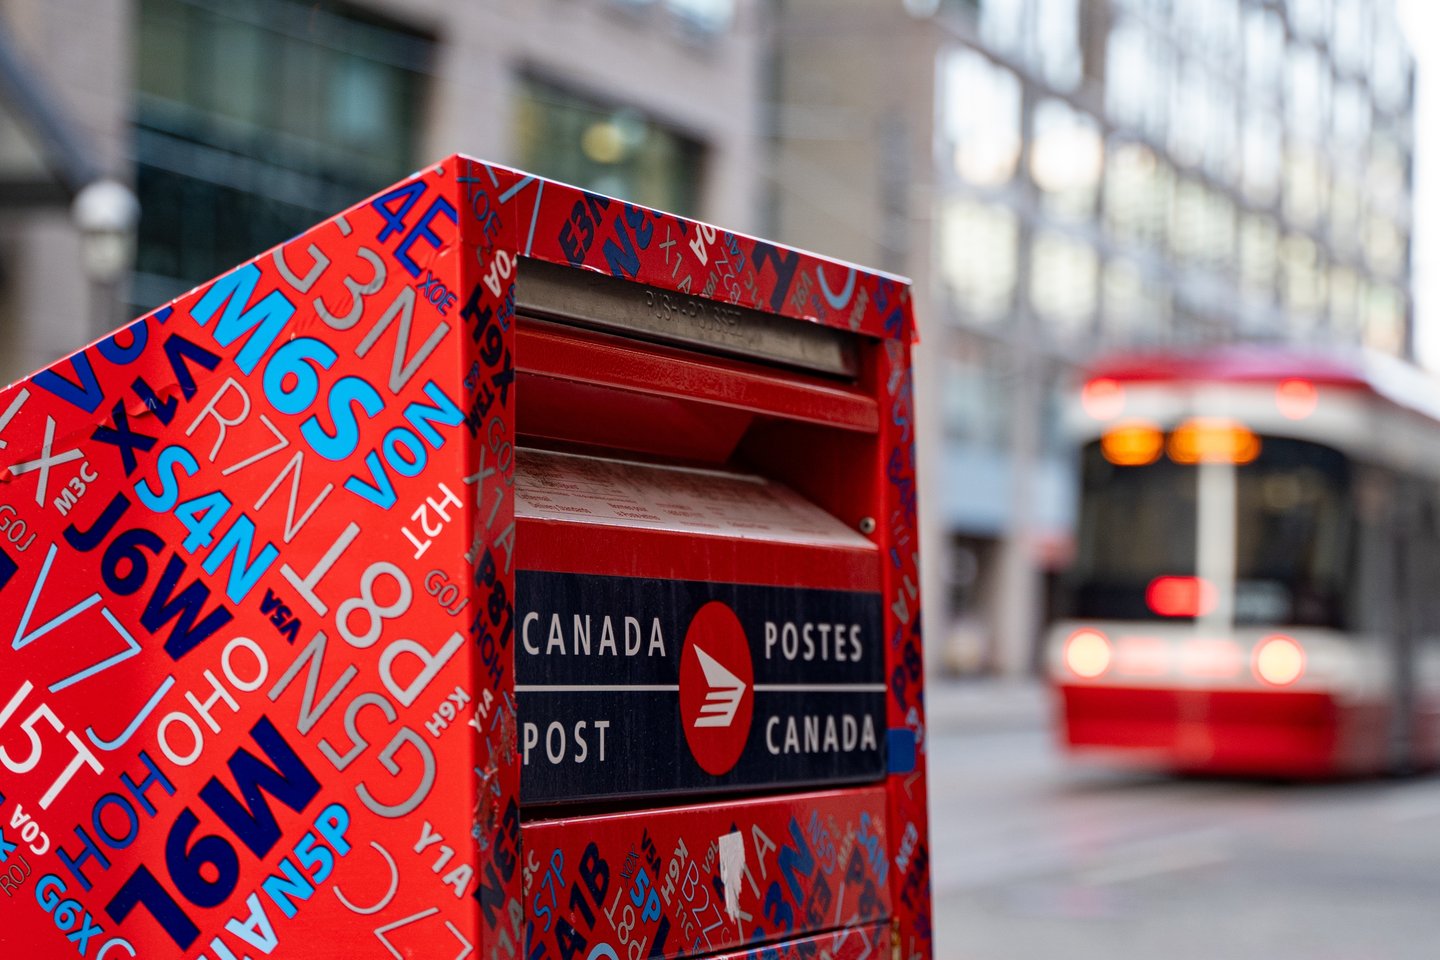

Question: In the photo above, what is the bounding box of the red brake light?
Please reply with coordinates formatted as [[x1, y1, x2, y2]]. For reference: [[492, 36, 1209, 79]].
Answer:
[[1254, 635, 1305, 686], [1146, 576, 1217, 618], [1064, 628, 1111, 679]]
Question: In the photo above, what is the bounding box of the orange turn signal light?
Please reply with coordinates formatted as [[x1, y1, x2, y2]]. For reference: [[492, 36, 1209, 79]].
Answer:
[[1101, 420, 1163, 466], [1167, 418, 1261, 465]]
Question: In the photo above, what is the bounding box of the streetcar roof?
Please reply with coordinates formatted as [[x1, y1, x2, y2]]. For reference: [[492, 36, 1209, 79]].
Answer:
[[1085, 346, 1440, 425]]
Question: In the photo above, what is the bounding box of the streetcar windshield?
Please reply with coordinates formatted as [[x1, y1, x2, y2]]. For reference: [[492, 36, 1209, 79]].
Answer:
[[1067, 436, 1351, 627]]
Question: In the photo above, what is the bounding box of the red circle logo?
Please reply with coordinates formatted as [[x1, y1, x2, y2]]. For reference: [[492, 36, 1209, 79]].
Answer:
[[679, 601, 754, 776]]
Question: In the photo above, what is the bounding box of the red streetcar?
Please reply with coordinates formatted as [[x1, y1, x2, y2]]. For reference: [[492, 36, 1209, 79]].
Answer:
[[1047, 347, 1440, 776]]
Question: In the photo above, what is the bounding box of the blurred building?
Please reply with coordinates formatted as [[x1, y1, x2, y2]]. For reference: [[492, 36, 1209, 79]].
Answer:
[[0, 0, 1417, 677], [0, 0, 766, 382], [768, 0, 1416, 674]]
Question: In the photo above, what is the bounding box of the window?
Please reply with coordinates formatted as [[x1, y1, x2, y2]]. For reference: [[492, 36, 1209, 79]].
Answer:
[[978, 0, 1025, 63], [1239, 214, 1278, 301], [1362, 282, 1406, 354], [1032, 0, 1082, 91], [938, 198, 1019, 324], [1031, 99, 1102, 221], [513, 76, 705, 218], [612, 0, 735, 35], [1104, 141, 1169, 249], [1365, 215, 1405, 279], [1367, 135, 1408, 217], [1329, 265, 1358, 337], [663, 0, 734, 34], [1243, 6, 1283, 105], [941, 347, 1011, 450], [134, 0, 432, 304], [1171, 65, 1236, 180], [1105, 20, 1172, 140], [1289, 0, 1330, 42], [1170, 179, 1232, 269], [1241, 111, 1281, 204], [1102, 257, 1167, 344], [1332, 82, 1371, 151], [1105, 21, 1149, 130], [939, 49, 1021, 188], [1370, 9, 1411, 113], [1280, 232, 1324, 324], [1331, 0, 1370, 76], [1174, 0, 1238, 67], [1328, 178, 1362, 255], [1286, 45, 1330, 144], [1029, 230, 1098, 337], [1067, 437, 1353, 629], [1283, 148, 1327, 228]]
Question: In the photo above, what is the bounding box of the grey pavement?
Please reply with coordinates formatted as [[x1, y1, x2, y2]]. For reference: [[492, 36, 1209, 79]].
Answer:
[[924, 676, 1440, 960], [924, 675, 1053, 733]]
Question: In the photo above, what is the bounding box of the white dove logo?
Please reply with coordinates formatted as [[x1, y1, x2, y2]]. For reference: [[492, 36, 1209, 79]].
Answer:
[[692, 646, 747, 728], [679, 600, 754, 775]]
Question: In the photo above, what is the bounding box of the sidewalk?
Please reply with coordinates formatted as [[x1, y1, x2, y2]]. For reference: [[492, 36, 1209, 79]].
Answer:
[[923, 676, 1054, 733]]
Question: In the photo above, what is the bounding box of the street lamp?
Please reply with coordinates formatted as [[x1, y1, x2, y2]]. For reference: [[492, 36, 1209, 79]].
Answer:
[[71, 177, 139, 334]]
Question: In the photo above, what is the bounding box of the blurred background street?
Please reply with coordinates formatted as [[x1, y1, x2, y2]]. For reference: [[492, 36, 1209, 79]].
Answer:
[[928, 679, 1440, 959], [3, 0, 1430, 682], [2, 1, 1438, 957]]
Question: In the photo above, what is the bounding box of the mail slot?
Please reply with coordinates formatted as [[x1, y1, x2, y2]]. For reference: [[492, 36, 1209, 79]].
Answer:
[[0, 157, 930, 960]]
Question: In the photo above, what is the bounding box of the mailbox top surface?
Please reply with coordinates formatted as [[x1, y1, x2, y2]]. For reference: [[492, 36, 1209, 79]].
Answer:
[[441, 155, 917, 346]]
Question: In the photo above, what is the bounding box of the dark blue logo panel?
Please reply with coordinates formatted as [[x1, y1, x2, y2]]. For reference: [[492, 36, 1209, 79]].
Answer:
[[516, 570, 885, 805]]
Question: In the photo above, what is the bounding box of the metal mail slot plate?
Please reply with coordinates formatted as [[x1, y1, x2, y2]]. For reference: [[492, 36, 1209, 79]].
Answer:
[[515, 447, 877, 549], [517, 257, 860, 377]]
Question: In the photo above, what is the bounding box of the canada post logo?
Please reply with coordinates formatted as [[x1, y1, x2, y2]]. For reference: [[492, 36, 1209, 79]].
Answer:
[[679, 601, 754, 775]]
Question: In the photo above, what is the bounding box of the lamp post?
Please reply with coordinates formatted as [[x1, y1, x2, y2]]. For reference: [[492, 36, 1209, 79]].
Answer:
[[71, 177, 139, 336]]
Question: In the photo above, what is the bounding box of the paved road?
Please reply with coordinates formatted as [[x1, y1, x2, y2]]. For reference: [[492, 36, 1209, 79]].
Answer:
[[925, 680, 1440, 960]]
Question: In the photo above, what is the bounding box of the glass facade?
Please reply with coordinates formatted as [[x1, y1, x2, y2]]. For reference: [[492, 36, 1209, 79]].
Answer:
[[512, 76, 706, 219], [936, 0, 1415, 385], [133, 0, 433, 308]]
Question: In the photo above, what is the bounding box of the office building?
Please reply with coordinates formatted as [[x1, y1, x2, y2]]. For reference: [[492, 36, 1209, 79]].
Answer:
[[0, 0, 766, 382], [769, 0, 1417, 673]]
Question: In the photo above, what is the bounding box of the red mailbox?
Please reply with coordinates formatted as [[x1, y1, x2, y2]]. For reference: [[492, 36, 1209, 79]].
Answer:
[[0, 157, 929, 960]]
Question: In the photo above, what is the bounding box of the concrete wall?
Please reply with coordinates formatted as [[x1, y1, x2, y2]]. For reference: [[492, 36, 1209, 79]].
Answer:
[[767, 2, 950, 673]]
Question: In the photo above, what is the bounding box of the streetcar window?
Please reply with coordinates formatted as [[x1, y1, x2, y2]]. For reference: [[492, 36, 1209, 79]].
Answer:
[[1068, 444, 1199, 621], [1234, 440, 1350, 627], [1065, 437, 1351, 628]]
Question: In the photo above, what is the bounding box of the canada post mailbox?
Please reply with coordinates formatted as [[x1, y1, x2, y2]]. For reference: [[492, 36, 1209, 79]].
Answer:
[[0, 157, 930, 960]]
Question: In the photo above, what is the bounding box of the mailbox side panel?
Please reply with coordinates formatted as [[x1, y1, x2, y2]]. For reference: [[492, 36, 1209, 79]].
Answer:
[[451, 157, 526, 956], [874, 337, 932, 959], [0, 162, 482, 958]]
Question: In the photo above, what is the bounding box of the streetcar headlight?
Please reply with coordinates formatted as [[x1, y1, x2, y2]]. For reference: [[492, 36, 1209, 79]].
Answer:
[[1276, 379, 1318, 420], [1253, 634, 1305, 686], [1064, 628, 1112, 679], [1082, 378, 1125, 420]]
